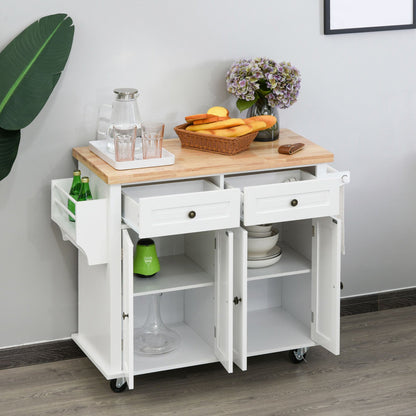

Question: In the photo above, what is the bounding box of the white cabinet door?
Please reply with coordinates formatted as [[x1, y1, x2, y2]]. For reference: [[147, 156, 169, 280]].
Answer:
[[215, 230, 234, 373], [122, 230, 134, 389], [311, 217, 341, 355], [232, 227, 247, 371]]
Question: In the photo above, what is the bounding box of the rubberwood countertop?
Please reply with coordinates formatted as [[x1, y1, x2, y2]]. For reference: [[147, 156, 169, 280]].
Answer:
[[72, 128, 334, 185]]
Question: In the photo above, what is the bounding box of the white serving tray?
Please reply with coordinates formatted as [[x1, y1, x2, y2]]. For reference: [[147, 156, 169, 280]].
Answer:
[[88, 140, 175, 170]]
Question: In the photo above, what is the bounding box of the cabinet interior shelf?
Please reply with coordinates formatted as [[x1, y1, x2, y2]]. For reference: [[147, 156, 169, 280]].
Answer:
[[133, 254, 213, 296], [134, 322, 217, 375], [247, 307, 315, 357], [247, 243, 311, 281]]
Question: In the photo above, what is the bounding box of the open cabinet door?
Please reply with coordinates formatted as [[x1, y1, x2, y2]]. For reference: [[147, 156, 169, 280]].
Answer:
[[215, 230, 234, 373], [311, 217, 341, 355], [232, 227, 247, 371], [122, 230, 134, 389]]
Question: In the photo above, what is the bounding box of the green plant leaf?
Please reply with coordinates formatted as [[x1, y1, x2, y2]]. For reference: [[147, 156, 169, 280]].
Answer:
[[258, 88, 271, 96], [0, 128, 21, 181], [237, 98, 257, 112], [0, 14, 74, 130]]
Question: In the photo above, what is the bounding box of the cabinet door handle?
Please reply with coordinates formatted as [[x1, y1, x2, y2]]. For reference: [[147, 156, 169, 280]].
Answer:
[[122, 312, 129, 319], [188, 210, 196, 219], [233, 296, 242, 305], [291, 199, 298, 207]]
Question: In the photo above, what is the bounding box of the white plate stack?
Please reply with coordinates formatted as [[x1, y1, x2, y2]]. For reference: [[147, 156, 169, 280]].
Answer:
[[245, 224, 282, 268]]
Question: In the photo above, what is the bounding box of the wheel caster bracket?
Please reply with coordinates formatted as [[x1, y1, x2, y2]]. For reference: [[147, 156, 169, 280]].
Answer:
[[110, 377, 128, 393], [289, 347, 308, 363]]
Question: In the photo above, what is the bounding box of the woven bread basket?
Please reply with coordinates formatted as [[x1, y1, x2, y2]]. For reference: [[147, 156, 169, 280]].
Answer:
[[174, 123, 258, 155]]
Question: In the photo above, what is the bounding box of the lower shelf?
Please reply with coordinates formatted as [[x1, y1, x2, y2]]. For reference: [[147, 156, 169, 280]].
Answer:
[[133, 322, 217, 375], [247, 307, 316, 357], [72, 333, 124, 380]]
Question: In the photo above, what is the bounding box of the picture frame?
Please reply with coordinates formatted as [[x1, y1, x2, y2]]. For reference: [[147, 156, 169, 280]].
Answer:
[[324, 0, 416, 35]]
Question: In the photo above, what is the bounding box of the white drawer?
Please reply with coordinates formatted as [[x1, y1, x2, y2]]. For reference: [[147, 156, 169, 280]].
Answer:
[[122, 179, 240, 237], [225, 168, 345, 225]]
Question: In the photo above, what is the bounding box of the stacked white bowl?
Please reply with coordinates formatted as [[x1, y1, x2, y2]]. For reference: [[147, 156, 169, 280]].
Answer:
[[245, 224, 282, 268]]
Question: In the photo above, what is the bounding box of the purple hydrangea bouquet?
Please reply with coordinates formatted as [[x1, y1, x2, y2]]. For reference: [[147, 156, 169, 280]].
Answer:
[[226, 58, 301, 112]]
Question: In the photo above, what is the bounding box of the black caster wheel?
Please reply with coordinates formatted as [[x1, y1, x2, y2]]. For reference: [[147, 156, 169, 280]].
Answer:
[[289, 348, 308, 364], [110, 378, 128, 393]]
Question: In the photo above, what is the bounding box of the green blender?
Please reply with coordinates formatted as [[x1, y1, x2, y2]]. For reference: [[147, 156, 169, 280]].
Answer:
[[133, 238, 160, 277]]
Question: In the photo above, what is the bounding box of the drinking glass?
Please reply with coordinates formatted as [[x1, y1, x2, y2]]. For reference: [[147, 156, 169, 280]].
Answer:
[[115, 133, 135, 161], [142, 122, 164, 159], [96, 104, 112, 141]]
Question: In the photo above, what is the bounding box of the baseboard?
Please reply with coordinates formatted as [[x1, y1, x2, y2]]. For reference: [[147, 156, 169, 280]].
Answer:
[[340, 287, 416, 316], [0, 339, 85, 370], [2, 287, 415, 370]]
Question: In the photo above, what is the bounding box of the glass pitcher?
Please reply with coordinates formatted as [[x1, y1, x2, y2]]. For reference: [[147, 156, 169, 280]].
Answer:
[[107, 88, 141, 153]]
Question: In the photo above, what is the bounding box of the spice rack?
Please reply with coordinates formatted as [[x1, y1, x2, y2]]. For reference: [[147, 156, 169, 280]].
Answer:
[[51, 178, 108, 265]]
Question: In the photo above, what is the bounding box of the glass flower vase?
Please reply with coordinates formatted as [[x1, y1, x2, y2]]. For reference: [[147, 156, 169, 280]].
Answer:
[[247, 98, 280, 141], [135, 293, 180, 355]]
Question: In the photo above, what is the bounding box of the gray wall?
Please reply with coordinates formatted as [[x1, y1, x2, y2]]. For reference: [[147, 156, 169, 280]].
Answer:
[[1, 0, 415, 348]]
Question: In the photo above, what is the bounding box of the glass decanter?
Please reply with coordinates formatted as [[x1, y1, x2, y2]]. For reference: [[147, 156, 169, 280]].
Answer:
[[107, 88, 141, 153], [135, 293, 180, 355]]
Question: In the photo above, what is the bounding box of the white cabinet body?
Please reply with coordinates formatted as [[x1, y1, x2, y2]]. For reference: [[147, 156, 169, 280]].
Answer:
[[51, 139, 348, 391]]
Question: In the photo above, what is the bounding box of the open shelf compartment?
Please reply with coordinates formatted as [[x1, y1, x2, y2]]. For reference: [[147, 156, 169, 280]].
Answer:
[[247, 272, 314, 357], [133, 254, 214, 296], [51, 178, 108, 265], [134, 322, 217, 375], [247, 307, 315, 356], [133, 287, 218, 375]]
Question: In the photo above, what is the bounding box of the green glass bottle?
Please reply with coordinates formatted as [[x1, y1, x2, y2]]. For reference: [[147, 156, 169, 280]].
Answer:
[[68, 170, 82, 222], [77, 177, 93, 202]]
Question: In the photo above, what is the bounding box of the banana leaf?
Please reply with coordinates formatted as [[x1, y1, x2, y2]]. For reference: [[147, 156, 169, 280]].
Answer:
[[0, 128, 21, 181], [0, 13, 74, 181], [0, 13, 74, 130]]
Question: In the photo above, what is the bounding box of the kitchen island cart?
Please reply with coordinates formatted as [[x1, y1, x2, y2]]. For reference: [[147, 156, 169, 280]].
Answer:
[[51, 129, 349, 391]]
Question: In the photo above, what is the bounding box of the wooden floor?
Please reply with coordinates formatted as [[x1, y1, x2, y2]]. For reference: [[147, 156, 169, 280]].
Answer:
[[1, 306, 415, 416]]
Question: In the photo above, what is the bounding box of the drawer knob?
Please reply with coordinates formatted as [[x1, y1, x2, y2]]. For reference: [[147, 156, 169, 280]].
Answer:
[[291, 199, 298, 207], [188, 210, 196, 219]]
